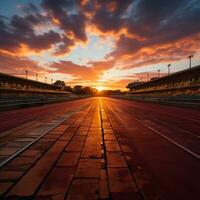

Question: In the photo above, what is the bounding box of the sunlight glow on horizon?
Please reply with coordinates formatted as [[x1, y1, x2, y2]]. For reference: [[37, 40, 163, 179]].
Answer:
[[95, 86, 107, 91], [0, 1, 200, 91]]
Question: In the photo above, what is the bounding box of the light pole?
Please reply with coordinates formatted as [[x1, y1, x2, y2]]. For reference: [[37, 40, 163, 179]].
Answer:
[[36, 73, 38, 81], [45, 77, 47, 83], [188, 55, 193, 69], [167, 64, 171, 75], [25, 70, 28, 79], [147, 72, 149, 81], [51, 78, 53, 84], [157, 69, 160, 78]]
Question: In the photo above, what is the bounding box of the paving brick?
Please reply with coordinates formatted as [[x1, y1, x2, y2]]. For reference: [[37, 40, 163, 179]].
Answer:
[[108, 168, 140, 200], [104, 129, 114, 134], [75, 159, 102, 178], [0, 147, 18, 156], [39, 138, 56, 142], [78, 127, 89, 131], [72, 135, 87, 141], [52, 125, 69, 133], [88, 130, 102, 135], [0, 100, 145, 199], [57, 152, 80, 167], [59, 132, 75, 141], [43, 134, 60, 139], [21, 149, 42, 157], [5, 156, 38, 170], [121, 145, 132, 153], [104, 134, 116, 141], [76, 131, 88, 136], [89, 127, 102, 131], [30, 141, 54, 150], [67, 179, 99, 200], [118, 138, 129, 143], [99, 169, 109, 199], [49, 131, 64, 135], [81, 146, 102, 159], [37, 167, 74, 199], [4, 141, 29, 148], [0, 170, 23, 181], [0, 156, 6, 162], [7, 141, 67, 196], [102, 122, 111, 128], [107, 152, 127, 168], [90, 125, 101, 128], [105, 141, 121, 152], [86, 135, 102, 143], [0, 182, 13, 195], [65, 140, 84, 152]]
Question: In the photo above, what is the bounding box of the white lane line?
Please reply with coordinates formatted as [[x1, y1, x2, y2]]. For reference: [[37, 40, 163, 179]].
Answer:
[[135, 118, 200, 160]]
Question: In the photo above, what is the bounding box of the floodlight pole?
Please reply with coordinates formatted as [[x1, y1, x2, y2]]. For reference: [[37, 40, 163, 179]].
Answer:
[[168, 64, 171, 75], [147, 72, 149, 81], [157, 69, 160, 78], [25, 70, 28, 79], [36, 73, 38, 81], [188, 55, 193, 69]]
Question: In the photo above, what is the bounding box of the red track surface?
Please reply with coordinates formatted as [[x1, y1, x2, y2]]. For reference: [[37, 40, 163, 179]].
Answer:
[[1, 97, 200, 199], [102, 97, 200, 200], [0, 98, 91, 133]]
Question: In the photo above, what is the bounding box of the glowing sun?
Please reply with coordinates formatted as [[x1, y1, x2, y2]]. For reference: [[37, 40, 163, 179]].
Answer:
[[95, 86, 106, 91]]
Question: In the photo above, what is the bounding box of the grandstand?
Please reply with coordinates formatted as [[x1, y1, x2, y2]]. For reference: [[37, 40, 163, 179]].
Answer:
[[0, 72, 64, 93], [127, 65, 200, 96]]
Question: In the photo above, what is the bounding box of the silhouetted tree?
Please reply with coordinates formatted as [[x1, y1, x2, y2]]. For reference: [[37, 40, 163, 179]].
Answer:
[[73, 85, 97, 95], [64, 86, 73, 92], [73, 85, 83, 94], [53, 80, 66, 88], [82, 86, 97, 95]]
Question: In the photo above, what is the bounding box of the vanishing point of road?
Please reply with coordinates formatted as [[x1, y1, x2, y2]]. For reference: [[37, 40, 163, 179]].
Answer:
[[0, 97, 200, 200]]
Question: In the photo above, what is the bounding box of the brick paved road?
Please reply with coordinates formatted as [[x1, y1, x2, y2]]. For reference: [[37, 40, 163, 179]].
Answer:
[[0, 97, 200, 200]]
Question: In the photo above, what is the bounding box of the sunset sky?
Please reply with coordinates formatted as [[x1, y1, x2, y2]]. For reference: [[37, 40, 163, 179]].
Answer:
[[0, 0, 200, 90]]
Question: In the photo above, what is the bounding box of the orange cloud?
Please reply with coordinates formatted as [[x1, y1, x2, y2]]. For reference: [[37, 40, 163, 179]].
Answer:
[[0, 52, 46, 76]]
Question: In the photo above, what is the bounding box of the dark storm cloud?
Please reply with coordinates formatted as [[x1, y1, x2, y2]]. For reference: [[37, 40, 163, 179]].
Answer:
[[131, 0, 200, 37], [87, 0, 133, 32], [0, 0, 200, 58], [11, 14, 46, 33], [42, 0, 87, 41], [26, 30, 62, 51], [111, 0, 200, 56], [76, 0, 200, 58], [0, 13, 63, 53], [131, 0, 188, 28], [54, 36, 75, 55]]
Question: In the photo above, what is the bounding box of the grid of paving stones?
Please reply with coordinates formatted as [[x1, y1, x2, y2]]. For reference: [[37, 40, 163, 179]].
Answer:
[[0, 100, 142, 200]]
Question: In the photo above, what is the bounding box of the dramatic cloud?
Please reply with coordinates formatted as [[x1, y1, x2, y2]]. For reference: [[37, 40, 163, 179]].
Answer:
[[42, 0, 87, 41], [50, 59, 116, 83], [113, 0, 200, 57], [0, 52, 45, 76], [90, 0, 132, 33], [0, 0, 200, 89], [0, 13, 62, 54]]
